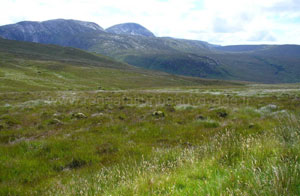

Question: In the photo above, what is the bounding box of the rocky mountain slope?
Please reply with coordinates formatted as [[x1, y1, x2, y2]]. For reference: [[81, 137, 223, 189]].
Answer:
[[0, 19, 104, 45], [106, 23, 155, 37]]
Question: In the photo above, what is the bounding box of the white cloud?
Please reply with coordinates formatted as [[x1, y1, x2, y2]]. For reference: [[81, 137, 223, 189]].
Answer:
[[0, 0, 299, 45]]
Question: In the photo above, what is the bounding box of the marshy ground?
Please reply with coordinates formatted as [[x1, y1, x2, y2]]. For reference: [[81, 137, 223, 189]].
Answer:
[[1, 84, 300, 195]]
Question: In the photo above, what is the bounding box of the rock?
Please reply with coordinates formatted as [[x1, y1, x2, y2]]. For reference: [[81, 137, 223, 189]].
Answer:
[[48, 118, 63, 125], [53, 113, 60, 118], [72, 112, 87, 119], [91, 113, 104, 117], [266, 104, 277, 110], [259, 104, 278, 113], [4, 104, 11, 107], [152, 111, 165, 117]]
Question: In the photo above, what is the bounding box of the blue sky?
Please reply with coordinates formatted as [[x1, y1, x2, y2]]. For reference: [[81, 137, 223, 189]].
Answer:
[[1, 0, 300, 45]]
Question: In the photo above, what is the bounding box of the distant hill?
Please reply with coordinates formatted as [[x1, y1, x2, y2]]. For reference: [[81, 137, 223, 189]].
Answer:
[[106, 23, 155, 37], [1, 19, 300, 83], [0, 38, 237, 92], [214, 45, 270, 53]]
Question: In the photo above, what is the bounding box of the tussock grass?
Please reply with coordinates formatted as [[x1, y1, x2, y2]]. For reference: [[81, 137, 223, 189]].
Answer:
[[0, 87, 300, 195]]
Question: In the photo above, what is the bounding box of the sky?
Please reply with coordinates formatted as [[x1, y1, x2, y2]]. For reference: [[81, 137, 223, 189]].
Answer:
[[1, 0, 300, 45]]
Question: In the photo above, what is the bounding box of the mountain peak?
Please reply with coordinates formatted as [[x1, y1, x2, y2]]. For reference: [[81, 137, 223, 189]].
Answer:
[[0, 19, 104, 44], [106, 23, 155, 37]]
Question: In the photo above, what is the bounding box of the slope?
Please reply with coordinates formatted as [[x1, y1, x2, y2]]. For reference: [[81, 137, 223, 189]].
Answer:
[[0, 38, 240, 92]]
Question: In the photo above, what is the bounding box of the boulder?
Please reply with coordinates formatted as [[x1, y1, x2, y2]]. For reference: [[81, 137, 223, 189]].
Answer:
[[48, 118, 63, 125], [72, 112, 87, 119], [152, 111, 165, 117]]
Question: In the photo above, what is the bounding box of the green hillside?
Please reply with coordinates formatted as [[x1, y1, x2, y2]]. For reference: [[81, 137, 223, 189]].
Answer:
[[0, 38, 240, 92]]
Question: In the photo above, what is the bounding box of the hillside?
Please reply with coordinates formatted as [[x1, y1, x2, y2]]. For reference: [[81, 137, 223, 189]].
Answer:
[[0, 38, 239, 92], [1, 19, 300, 83]]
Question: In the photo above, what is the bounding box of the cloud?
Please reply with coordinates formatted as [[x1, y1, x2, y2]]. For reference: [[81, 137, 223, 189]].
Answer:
[[0, 0, 299, 45], [247, 31, 277, 42], [213, 18, 244, 33], [267, 0, 300, 13]]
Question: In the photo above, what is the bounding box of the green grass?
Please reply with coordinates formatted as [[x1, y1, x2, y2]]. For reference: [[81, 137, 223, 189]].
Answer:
[[0, 86, 300, 195]]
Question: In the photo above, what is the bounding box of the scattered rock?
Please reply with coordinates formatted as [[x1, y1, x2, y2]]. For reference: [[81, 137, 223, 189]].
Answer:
[[53, 113, 60, 118], [259, 104, 278, 113], [4, 104, 11, 108], [272, 110, 288, 116], [152, 111, 165, 117], [72, 113, 87, 119], [48, 118, 63, 125], [91, 113, 104, 117]]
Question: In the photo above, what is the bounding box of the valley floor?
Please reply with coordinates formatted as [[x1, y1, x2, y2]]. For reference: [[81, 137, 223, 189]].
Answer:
[[1, 85, 300, 195]]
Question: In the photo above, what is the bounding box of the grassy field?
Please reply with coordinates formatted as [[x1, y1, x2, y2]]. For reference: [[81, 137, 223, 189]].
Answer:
[[1, 85, 300, 195]]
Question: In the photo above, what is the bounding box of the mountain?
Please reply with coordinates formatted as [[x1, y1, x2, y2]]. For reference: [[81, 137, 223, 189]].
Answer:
[[0, 37, 238, 91], [1, 19, 300, 83], [0, 19, 104, 45], [106, 23, 155, 37]]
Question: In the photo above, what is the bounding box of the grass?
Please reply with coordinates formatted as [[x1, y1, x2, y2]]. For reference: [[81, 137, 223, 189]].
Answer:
[[0, 86, 300, 195]]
